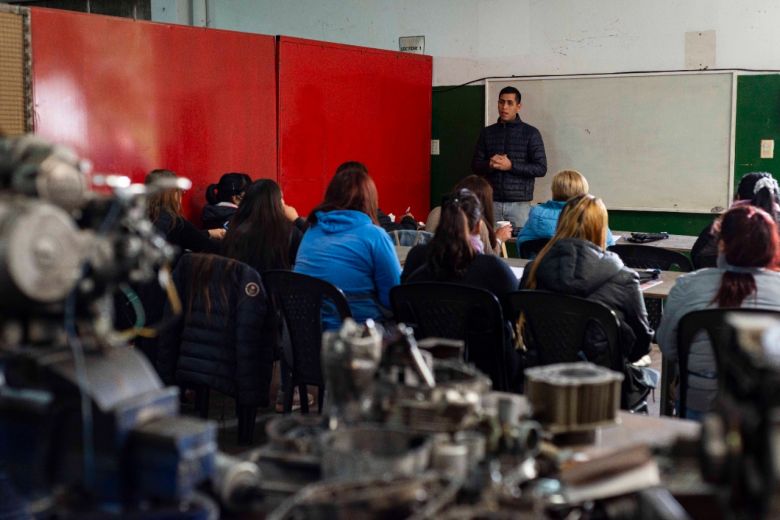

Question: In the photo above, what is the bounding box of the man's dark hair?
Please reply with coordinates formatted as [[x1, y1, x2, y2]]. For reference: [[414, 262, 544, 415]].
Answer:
[[499, 86, 521, 103]]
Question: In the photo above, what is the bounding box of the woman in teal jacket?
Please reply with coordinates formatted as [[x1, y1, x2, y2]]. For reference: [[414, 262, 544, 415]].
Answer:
[[517, 169, 615, 252], [295, 162, 401, 329]]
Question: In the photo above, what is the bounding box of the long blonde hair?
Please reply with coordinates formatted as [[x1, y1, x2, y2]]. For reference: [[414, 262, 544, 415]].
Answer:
[[524, 194, 608, 290]]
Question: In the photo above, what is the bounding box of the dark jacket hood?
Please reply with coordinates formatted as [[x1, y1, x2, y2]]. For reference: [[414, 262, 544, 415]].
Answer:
[[534, 238, 624, 296], [202, 203, 237, 229]]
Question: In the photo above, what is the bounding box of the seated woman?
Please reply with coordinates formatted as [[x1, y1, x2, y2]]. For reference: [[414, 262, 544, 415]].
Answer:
[[202, 172, 252, 230], [425, 175, 510, 255], [222, 179, 302, 272], [294, 161, 401, 328], [404, 189, 521, 390], [516, 169, 615, 248], [691, 172, 780, 268], [146, 169, 224, 252], [657, 205, 780, 420], [131, 169, 223, 365], [519, 195, 653, 404], [403, 189, 518, 296]]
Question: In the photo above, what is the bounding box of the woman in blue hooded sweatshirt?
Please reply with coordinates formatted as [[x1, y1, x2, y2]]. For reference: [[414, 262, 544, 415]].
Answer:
[[295, 162, 401, 328], [516, 169, 615, 250]]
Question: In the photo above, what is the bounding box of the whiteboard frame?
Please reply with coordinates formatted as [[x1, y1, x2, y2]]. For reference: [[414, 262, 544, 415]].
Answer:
[[485, 71, 738, 213]]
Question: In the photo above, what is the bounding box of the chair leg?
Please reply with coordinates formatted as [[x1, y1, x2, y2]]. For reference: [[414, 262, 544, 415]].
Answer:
[[195, 386, 210, 419], [237, 405, 257, 445], [282, 377, 294, 414], [318, 386, 325, 414], [298, 385, 309, 414]]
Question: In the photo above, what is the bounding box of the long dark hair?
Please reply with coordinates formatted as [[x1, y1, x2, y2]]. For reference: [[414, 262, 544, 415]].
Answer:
[[185, 253, 240, 319], [206, 172, 251, 205], [736, 171, 780, 221], [308, 161, 379, 224], [713, 205, 780, 307], [145, 169, 182, 229], [454, 175, 497, 250], [222, 179, 293, 271], [427, 189, 481, 280]]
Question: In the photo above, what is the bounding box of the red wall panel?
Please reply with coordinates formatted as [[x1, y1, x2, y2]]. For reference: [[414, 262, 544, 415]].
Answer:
[[30, 8, 277, 220], [278, 37, 432, 217]]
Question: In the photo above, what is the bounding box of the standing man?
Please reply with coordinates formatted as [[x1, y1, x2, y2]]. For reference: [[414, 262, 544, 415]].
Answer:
[[472, 86, 547, 231]]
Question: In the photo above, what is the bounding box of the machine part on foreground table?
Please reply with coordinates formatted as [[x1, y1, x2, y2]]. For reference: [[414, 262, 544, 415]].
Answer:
[[321, 424, 432, 480], [268, 472, 459, 520], [525, 362, 623, 433]]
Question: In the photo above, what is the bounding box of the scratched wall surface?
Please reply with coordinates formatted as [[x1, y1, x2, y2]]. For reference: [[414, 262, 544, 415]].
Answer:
[[30, 7, 277, 220]]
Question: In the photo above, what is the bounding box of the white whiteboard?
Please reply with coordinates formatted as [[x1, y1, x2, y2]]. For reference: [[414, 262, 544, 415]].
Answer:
[[486, 73, 735, 213]]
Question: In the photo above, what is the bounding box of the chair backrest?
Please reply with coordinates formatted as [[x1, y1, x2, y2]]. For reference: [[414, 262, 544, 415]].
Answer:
[[390, 229, 433, 247], [163, 253, 273, 406], [262, 271, 352, 386], [676, 308, 780, 418], [608, 244, 693, 272], [518, 238, 549, 259], [390, 282, 510, 391], [506, 290, 622, 370], [692, 253, 718, 270]]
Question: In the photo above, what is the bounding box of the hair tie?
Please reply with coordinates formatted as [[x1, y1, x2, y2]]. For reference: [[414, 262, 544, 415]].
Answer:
[[754, 176, 779, 195]]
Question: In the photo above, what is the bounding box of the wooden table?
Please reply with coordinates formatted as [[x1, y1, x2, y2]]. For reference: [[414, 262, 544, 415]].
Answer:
[[503, 257, 683, 300], [612, 231, 697, 254], [507, 232, 698, 255], [575, 411, 699, 457]]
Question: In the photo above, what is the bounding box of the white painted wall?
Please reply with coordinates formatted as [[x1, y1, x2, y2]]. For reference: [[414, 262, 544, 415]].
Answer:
[[151, 0, 780, 85]]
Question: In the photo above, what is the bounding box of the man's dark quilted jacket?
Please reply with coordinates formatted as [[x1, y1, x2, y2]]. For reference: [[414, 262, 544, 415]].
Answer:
[[472, 116, 547, 202], [156, 253, 274, 407]]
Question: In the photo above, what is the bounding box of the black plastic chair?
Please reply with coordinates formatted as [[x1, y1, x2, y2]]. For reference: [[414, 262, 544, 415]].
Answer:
[[390, 282, 511, 391], [506, 290, 622, 371], [158, 254, 273, 445], [676, 308, 780, 419], [608, 244, 693, 332], [389, 229, 433, 247], [262, 271, 352, 414], [517, 238, 549, 259], [692, 253, 718, 270], [608, 244, 693, 272]]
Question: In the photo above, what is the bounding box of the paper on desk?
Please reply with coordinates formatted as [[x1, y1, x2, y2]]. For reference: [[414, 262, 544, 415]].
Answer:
[[510, 266, 524, 279], [639, 279, 663, 291], [612, 235, 622, 241]]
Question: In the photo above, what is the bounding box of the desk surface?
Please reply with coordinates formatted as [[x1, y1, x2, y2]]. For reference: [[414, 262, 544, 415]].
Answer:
[[504, 257, 682, 299], [396, 246, 682, 299], [578, 411, 699, 456], [613, 231, 697, 254], [507, 232, 698, 254]]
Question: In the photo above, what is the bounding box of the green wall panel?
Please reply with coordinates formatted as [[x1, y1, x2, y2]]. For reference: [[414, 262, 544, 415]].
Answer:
[[430, 74, 780, 237], [734, 75, 780, 186], [430, 86, 484, 208]]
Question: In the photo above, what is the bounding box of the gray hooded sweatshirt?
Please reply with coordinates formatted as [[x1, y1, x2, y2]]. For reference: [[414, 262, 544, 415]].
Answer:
[[520, 238, 653, 366]]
